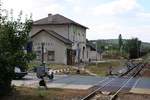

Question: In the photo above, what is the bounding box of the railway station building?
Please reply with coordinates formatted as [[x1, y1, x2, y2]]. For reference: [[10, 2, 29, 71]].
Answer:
[[30, 14, 90, 65]]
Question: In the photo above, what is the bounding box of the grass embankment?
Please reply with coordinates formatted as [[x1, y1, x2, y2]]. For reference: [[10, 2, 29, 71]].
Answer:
[[2, 87, 87, 100], [86, 60, 125, 76]]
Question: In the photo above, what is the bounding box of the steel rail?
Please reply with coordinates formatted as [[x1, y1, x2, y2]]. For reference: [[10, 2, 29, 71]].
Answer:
[[110, 64, 144, 100], [80, 63, 143, 100], [119, 63, 140, 77], [81, 78, 115, 100]]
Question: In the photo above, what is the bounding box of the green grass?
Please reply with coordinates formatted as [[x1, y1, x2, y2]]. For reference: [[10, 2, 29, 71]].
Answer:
[[86, 60, 125, 76], [27, 62, 38, 70], [143, 53, 150, 63]]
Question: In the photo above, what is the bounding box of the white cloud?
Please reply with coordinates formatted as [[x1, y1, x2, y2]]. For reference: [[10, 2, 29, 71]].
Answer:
[[87, 24, 150, 42], [43, 4, 64, 14], [64, 0, 81, 4], [136, 12, 150, 18], [92, 0, 139, 15], [2, 0, 33, 13], [1, 0, 33, 20], [73, 6, 82, 13], [89, 23, 122, 34], [32, 3, 64, 20], [86, 0, 150, 42], [2, 0, 150, 42], [2, 0, 64, 20], [126, 25, 150, 34]]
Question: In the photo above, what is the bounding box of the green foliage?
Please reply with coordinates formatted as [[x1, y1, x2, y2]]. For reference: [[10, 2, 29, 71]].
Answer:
[[140, 43, 150, 57], [0, 9, 34, 96], [102, 49, 128, 59], [124, 38, 141, 59], [91, 40, 119, 53], [90, 38, 150, 59], [118, 34, 123, 51]]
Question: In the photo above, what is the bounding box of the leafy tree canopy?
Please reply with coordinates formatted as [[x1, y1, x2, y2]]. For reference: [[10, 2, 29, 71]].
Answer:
[[125, 38, 141, 59], [0, 9, 34, 96]]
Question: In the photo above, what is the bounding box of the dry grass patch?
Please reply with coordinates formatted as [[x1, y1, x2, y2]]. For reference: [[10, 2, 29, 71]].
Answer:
[[2, 87, 89, 100], [86, 60, 125, 76], [117, 93, 150, 100]]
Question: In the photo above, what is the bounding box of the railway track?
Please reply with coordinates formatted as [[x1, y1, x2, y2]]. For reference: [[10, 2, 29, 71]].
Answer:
[[110, 63, 144, 100], [80, 63, 145, 100]]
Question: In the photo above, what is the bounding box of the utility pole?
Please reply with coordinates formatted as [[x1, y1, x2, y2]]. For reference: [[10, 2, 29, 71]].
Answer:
[[96, 41, 98, 67]]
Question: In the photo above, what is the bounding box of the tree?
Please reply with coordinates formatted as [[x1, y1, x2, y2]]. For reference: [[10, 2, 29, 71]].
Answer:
[[118, 34, 123, 52], [125, 38, 141, 59], [0, 9, 34, 96]]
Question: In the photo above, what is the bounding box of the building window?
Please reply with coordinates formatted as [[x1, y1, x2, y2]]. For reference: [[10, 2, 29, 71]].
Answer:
[[48, 51, 55, 61], [36, 51, 41, 60]]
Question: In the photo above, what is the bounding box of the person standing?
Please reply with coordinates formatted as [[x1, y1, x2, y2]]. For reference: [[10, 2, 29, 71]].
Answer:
[[39, 77, 47, 89], [109, 66, 112, 75]]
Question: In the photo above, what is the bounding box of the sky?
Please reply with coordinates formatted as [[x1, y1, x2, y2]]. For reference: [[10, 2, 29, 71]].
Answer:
[[1, 0, 150, 42]]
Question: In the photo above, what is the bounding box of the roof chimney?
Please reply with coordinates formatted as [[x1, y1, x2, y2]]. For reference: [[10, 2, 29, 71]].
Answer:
[[48, 13, 53, 22]]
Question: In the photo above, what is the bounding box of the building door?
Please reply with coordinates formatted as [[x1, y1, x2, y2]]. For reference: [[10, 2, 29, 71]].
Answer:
[[67, 49, 75, 65]]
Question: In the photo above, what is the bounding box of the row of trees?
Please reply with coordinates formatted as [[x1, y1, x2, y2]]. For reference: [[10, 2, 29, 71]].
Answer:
[[90, 35, 143, 59], [118, 34, 141, 59], [0, 7, 34, 96]]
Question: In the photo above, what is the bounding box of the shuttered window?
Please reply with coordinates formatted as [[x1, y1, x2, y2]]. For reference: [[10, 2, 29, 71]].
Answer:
[[48, 51, 55, 61]]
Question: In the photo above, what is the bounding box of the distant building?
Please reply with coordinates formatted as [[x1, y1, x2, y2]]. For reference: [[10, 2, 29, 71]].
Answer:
[[86, 42, 102, 61], [30, 14, 89, 65]]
